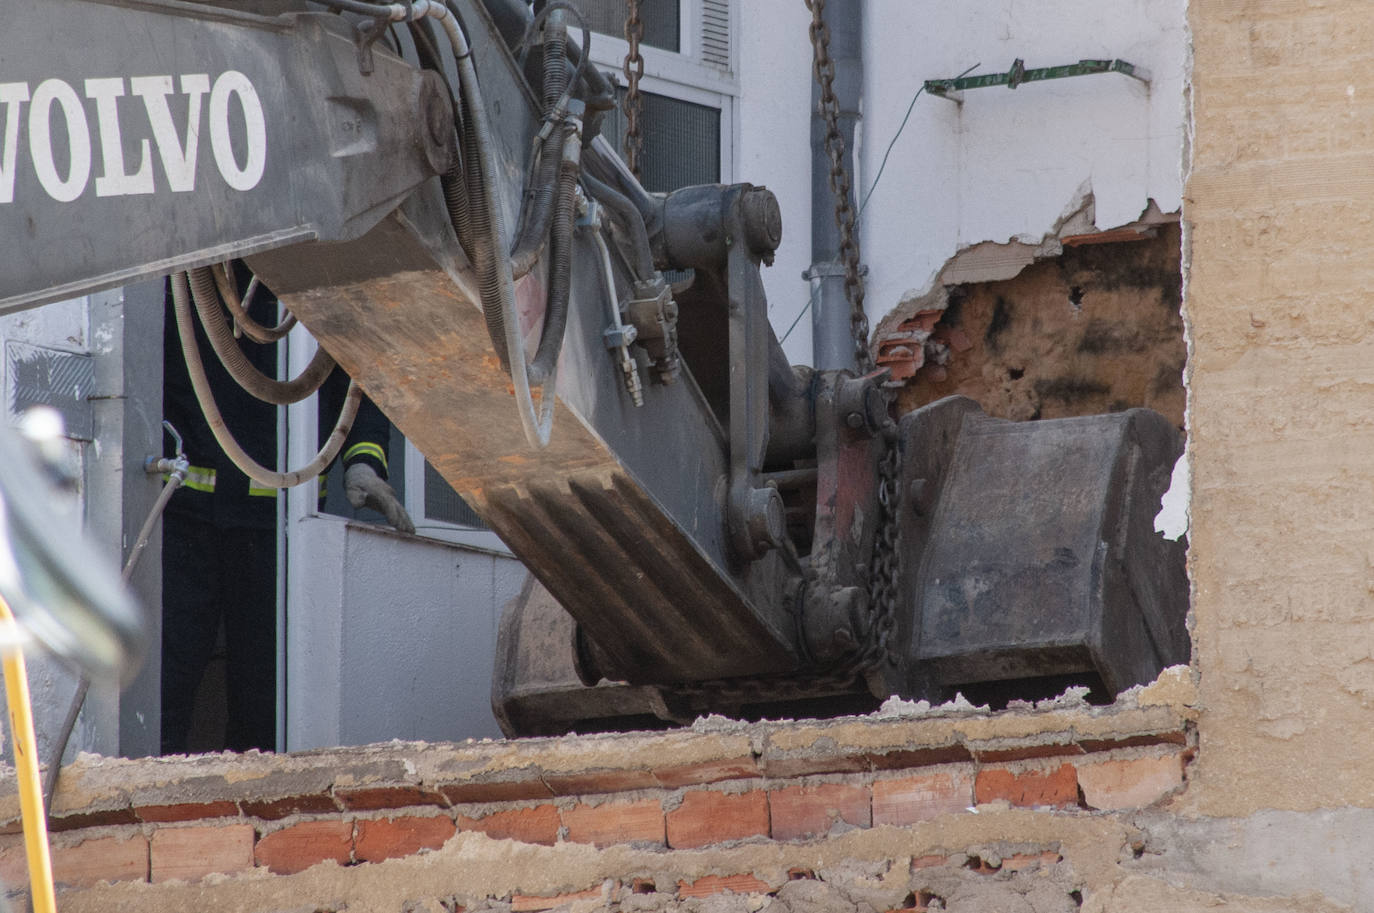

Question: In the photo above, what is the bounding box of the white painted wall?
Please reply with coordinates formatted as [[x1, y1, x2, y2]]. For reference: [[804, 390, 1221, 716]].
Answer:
[[284, 516, 522, 748], [742, 0, 1188, 359]]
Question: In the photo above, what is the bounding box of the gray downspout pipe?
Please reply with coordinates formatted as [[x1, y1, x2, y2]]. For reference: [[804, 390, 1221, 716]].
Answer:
[[805, 0, 863, 372]]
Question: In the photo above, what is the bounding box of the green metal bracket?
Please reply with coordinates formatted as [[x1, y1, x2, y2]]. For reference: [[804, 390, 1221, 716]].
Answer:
[[925, 58, 1149, 103]]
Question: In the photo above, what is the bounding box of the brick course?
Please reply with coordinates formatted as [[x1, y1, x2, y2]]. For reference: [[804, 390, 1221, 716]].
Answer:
[[455, 804, 560, 845], [872, 770, 973, 826], [768, 782, 871, 841], [973, 764, 1079, 809], [560, 798, 665, 847], [253, 820, 354, 875], [665, 789, 769, 848], [355, 814, 456, 863], [150, 823, 255, 883]]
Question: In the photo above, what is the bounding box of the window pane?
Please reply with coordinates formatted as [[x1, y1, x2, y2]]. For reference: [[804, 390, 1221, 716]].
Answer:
[[601, 88, 721, 192], [423, 460, 487, 528], [580, 0, 680, 53]]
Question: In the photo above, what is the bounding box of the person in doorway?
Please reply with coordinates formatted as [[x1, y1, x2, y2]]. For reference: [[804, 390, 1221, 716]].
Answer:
[[160, 266, 412, 754]]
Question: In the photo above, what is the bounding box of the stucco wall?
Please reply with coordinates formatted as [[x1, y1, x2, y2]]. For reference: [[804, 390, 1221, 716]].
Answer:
[[1183, 0, 1374, 816]]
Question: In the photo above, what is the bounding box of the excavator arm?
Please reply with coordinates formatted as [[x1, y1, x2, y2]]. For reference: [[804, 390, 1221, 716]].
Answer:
[[0, 0, 1190, 734]]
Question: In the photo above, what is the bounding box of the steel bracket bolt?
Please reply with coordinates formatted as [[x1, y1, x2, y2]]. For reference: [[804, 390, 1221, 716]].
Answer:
[[729, 484, 786, 560], [741, 186, 782, 263], [801, 585, 869, 664], [835, 375, 887, 438]]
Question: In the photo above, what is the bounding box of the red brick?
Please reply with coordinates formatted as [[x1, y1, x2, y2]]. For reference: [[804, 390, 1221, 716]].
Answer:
[[440, 779, 554, 804], [544, 769, 659, 796], [970, 742, 1085, 763], [560, 798, 664, 847], [1077, 730, 1187, 753], [653, 757, 760, 788], [677, 874, 772, 898], [48, 807, 139, 832], [759, 754, 869, 779], [0, 834, 148, 890], [665, 790, 768, 849], [355, 814, 456, 863], [865, 744, 973, 771], [136, 800, 240, 823], [51, 835, 149, 887], [240, 794, 340, 820], [973, 764, 1078, 809], [1001, 851, 1062, 871], [253, 820, 354, 875], [454, 804, 560, 846], [511, 886, 604, 911], [768, 783, 870, 841], [910, 854, 948, 869], [872, 770, 973, 826], [335, 786, 447, 811], [1076, 754, 1185, 810], [150, 823, 255, 883]]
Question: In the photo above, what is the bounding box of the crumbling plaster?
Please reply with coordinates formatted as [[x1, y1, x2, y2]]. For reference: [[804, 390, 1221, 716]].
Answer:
[[743, 0, 1187, 366]]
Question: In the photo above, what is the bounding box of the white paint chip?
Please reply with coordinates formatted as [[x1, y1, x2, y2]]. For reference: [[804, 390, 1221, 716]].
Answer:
[[1154, 452, 1190, 540]]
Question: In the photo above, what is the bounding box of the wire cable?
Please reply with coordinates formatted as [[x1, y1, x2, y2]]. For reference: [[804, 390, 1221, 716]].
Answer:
[[0, 594, 57, 913], [857, 63, 978, 218]]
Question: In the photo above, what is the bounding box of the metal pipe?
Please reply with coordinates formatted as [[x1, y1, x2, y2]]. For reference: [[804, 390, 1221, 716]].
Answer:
[[807, 0, 863, 371]]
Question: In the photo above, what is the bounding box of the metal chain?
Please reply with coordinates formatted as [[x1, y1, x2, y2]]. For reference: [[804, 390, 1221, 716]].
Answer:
[[622, 0, 645, 179], [857, 434, 902, 672], [665, 431, 903, 710], [805, 0, 871, 371]]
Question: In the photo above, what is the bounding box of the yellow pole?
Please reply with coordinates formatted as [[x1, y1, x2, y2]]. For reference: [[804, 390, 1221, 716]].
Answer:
[[0, 597, 57, 912]]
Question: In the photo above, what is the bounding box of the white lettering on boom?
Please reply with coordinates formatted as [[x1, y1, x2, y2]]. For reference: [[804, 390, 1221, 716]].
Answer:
[[29, 79, 91, 203], [0, 72, 265, 203]]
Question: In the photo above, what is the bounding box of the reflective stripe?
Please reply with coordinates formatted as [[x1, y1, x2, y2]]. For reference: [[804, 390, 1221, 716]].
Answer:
[[247, 484, 278, 498], [170, 465, 217, 493], [343, 441, 388, 472]]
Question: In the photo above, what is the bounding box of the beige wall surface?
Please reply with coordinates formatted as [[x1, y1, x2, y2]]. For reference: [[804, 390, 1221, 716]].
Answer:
[[1186, 0, 1374, 816]]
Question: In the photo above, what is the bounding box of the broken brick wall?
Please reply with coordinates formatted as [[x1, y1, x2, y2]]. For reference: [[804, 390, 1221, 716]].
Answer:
[[888, 223, 1186, 431], [0, 681, 1197, 912]]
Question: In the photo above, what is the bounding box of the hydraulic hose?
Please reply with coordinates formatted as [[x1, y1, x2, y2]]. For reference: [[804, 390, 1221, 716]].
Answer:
[[210, 263, 297, 344], [581, 171, 657, 281], [189, 267, 335, 405], [436, 5, 554, 446], [585, 141, 663, 237], [509, 127, 567, 280], [172, 272, 363, 487], [527, 127, 581, 386]]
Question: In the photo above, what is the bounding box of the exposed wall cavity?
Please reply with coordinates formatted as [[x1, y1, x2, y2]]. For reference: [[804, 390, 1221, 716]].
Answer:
[[878, 217, 1186, 432]]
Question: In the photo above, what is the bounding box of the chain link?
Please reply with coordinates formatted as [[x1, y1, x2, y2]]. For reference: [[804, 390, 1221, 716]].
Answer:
[[658, 1, 901, 716], [622, 0, 645, 179], [805, 0, 871, 371], [664, 431, 903, 710]]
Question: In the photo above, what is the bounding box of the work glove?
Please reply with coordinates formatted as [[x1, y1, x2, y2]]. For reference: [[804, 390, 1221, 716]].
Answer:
[[344, 462, 416, 534]]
